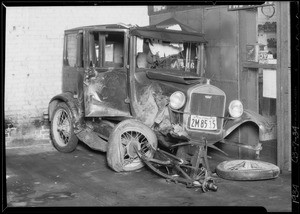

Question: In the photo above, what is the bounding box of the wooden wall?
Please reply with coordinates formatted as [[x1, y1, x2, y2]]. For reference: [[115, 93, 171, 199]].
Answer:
[[148, 4, 291, 171]]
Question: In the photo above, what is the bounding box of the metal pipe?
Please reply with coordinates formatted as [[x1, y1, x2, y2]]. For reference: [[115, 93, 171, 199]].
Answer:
[[200, 44, 205, 76], [128, 35, 137, 117]]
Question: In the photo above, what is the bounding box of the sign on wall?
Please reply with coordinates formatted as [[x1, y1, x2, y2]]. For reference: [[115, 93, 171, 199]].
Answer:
[[228, 2, 274, 11], [263, 69, 277, 98], [148, 5, 202, 15]]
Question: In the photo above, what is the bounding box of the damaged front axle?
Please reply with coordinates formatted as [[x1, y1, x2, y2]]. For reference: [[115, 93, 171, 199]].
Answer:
[[135, 144, 218, 193]]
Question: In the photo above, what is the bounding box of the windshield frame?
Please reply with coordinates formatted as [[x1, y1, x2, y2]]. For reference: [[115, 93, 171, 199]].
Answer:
[[134, 35, 203, 74]]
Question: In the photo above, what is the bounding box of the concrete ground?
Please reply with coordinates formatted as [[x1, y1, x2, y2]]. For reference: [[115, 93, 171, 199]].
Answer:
[[5, 140, 291, 212]]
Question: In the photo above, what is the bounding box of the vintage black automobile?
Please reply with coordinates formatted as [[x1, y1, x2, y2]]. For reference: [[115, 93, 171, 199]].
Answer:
[[48, 23, 276, 186]]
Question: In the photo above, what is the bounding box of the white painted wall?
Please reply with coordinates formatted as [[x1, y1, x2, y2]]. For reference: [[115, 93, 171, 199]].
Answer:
[[5, 6, 149, 123]]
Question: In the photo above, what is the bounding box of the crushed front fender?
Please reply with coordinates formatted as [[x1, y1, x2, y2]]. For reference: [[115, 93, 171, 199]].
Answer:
[[223, 109, 277, 141]]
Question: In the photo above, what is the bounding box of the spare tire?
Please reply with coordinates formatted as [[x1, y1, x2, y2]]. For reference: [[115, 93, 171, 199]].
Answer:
[[216, 160, 280, 181]]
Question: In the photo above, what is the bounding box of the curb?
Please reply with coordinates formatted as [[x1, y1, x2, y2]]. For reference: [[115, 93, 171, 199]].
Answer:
[[5, 138, 52, 148], [6, 141, 52, 149]]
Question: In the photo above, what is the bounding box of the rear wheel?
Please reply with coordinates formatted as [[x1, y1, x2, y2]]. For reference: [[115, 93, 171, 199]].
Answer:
[[50, 102, 78, 153], [107, 119, 157, 172], [216, 160, 280, 180]]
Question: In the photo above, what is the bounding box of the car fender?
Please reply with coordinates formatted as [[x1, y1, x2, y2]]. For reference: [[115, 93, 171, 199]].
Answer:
[[223, 109, 277, 141], [48, 92, 80, 124]]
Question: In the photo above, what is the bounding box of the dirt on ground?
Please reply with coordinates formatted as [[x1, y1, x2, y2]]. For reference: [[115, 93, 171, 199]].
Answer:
[[5, 141, 292, 212]]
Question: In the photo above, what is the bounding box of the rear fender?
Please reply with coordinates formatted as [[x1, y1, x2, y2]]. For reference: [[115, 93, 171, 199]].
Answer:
[[48, 92, 80, 124], [223, 109, 277, 141]]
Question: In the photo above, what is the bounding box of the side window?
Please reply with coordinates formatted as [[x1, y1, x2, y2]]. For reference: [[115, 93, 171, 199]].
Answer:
[[64, 33, 83, 67], [89, 31, 124, 68]]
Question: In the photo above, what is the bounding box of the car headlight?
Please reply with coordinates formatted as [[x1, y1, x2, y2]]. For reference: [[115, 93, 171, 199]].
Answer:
[[169, 91, 186, 110], [228, 100, 243, 118]]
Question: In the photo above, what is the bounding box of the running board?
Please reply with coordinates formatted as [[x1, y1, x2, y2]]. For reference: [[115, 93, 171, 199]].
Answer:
[[76, 127, 108, 152]]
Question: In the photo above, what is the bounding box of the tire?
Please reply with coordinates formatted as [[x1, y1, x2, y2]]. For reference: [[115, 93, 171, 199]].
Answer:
[[216, 160, 280, 181], [50, 102, 78, 153], [107, 119, 157, 172]]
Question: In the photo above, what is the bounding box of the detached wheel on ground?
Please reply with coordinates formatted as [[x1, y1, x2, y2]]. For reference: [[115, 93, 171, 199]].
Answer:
[[216, 160, 280, 180], [50, 102, 78, 153], [107, 119, 157, 172]]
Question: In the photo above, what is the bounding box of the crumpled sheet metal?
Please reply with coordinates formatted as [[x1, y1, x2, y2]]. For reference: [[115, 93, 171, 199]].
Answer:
[[136, 83, 191, 140], [84, 69, 131, 117], [134, 83, 172, 131], [134, 84, 159, 127]]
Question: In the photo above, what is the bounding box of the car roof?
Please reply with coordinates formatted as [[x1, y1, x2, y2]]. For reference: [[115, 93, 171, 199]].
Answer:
[[65, 22, 207, 43], [65, 23, 131, 31]]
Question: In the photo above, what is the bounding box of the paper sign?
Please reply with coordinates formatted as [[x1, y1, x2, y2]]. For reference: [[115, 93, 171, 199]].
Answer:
[[137, 37, 144, 53], [105, 44, 114, 62], [166, 24, 182, 31], [263, 69, 276, 98]]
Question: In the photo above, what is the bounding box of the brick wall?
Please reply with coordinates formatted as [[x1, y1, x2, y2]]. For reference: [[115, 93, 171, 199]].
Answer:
[[5, 6, 149, 126]]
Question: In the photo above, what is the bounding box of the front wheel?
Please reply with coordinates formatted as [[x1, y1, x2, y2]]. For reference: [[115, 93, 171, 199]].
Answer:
[[107, 119, 157, 172], [50, 102, 78, 153]]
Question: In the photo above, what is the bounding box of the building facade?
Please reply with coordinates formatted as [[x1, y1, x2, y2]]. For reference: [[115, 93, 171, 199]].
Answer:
[[148, 2, 291, 171]]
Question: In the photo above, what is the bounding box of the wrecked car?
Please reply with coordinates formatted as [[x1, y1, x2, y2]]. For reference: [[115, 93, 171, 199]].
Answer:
[[48, 23, 276, 190]]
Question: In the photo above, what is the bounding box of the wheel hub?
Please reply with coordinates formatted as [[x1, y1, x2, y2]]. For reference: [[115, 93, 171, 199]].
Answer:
[[57, 122, 70, 134], [127, 140, 140, 158], [54, 109, 71, 145]]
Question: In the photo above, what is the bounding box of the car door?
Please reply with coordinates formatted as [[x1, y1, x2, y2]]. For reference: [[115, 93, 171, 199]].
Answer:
[[83, 29, 131, 118], [62, 30, 85, 95]]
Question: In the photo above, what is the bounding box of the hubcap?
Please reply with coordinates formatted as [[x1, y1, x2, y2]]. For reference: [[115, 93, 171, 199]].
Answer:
[[127, 140, 140, 158]]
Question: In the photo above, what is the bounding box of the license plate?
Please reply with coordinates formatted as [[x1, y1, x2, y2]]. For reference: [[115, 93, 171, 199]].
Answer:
[[190, 115, 217, 130]]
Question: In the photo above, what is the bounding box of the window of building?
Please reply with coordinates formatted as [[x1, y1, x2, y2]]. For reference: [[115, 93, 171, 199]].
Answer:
[[257, 5, 277, 62], [257, 4, 277, 118]]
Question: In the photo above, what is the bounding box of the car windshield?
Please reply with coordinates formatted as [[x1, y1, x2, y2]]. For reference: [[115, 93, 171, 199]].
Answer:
[[136, 36, 199, 73]]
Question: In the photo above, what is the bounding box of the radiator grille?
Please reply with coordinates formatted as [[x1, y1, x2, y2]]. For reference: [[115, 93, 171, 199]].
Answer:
[[189, 93, 225, 130]]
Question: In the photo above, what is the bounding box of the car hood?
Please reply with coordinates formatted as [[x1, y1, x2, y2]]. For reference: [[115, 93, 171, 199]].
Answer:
[[146, 69, 203, 85]]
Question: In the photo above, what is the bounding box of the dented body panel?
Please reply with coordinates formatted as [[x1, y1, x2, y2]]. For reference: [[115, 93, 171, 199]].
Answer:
[[84, 68, 131, 117]]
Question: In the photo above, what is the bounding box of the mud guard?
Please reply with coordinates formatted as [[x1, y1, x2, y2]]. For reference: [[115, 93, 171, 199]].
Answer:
[[49, 92, 108, 151], [223, 109, 277, 141], [48, 92, 81, 124]]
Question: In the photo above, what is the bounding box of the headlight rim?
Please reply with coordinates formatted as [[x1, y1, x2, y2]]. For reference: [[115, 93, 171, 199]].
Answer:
[[228, 100, 244, 118], [169, 91, 186, 110]]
